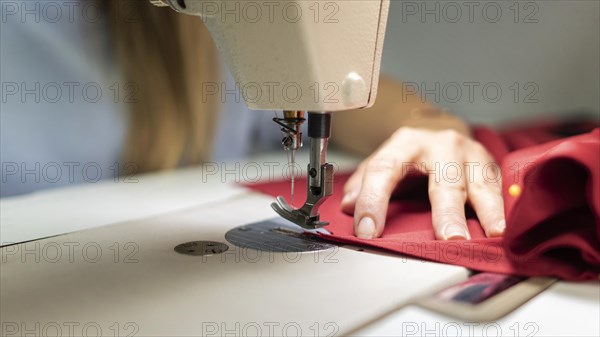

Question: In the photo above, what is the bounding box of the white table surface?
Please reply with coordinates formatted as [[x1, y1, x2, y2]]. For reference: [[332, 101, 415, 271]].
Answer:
[[0, 150, 359, 245], [1, 150, 598, 336], [353, 281, 600, 336]]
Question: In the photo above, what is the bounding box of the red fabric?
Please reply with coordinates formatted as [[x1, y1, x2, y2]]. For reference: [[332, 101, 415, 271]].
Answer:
[[247, 124, 600, 281]]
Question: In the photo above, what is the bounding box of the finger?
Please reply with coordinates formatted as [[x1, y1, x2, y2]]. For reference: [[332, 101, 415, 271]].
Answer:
[[465, 146, 505, 237], [427, 135, 470, 240], [341, 161, 367, 214], [341, 140, 392, 213], [353, 143, 419, 239], [342, 130, 418, 214]]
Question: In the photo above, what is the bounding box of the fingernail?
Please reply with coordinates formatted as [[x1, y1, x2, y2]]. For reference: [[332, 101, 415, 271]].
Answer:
[[443, 224, 469, 240], [491, 220, 506, 236], [356, 217, 376, 239]]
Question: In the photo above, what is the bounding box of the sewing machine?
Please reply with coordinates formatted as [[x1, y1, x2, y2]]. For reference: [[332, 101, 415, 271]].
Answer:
[[149, 0, 390, 229]]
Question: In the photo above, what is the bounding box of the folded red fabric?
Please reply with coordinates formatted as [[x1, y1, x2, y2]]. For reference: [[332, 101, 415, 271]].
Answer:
[[248, 126, 600, 281]]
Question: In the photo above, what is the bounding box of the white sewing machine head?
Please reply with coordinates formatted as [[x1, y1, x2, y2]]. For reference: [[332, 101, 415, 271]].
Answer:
[[151, 0, 389, 111], [150, 0, 390, 229]]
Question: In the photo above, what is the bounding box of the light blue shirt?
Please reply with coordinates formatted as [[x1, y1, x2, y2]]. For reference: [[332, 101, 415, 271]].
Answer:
[[0, 1, 281, 197]]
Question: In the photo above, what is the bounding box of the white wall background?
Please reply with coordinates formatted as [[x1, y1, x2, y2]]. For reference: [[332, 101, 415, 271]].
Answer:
[[380, 0, 599, 126]]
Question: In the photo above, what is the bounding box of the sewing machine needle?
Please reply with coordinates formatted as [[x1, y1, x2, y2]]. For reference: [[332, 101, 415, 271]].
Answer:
[[290, 149, 295, 206]]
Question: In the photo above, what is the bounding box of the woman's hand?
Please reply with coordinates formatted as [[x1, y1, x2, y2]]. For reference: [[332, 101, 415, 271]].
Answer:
[[341, 127, 505, 240]]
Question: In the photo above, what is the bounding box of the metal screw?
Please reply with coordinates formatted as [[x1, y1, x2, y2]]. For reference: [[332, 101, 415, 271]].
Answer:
[[281, 136, 293, 148]]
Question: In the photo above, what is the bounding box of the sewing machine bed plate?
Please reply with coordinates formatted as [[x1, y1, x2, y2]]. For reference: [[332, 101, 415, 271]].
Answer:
[[1, 192, 468, 336]]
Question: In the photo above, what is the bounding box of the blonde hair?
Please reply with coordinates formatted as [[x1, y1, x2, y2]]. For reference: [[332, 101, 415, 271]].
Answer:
[[105, 0, 219, 173]]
